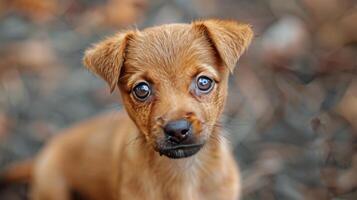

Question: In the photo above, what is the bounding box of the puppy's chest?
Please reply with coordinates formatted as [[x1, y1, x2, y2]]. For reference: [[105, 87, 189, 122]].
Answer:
[[120, 171, 222, 200], [161, 181, 226, 200]]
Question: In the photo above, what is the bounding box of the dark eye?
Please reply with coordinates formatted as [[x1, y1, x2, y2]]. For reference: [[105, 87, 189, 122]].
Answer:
[[196, 76, 214, 93], [133, 82, 151, 101]]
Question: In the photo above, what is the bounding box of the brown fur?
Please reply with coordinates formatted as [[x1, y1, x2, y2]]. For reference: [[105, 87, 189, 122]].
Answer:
[[9, 19, 253, 200]]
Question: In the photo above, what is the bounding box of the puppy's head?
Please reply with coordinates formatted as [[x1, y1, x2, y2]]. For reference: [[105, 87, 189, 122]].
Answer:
[[84, 20, 253, 159]]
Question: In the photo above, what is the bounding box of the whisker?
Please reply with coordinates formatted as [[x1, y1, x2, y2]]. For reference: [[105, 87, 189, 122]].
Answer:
[[125, 134, 144, 147]]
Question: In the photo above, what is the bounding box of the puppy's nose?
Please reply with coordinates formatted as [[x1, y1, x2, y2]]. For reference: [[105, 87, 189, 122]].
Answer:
[[164, 119, 192, 143]]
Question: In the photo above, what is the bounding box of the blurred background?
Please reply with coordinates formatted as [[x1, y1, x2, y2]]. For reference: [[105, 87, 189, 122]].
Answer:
[[0, 0, 356, 199]]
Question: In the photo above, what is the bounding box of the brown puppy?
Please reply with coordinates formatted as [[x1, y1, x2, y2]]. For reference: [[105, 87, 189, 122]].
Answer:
[[24, 19, 253, 200]]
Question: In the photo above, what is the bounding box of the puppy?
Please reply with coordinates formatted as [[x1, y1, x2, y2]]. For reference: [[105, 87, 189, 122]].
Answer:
[[3, 19, 253, 200]]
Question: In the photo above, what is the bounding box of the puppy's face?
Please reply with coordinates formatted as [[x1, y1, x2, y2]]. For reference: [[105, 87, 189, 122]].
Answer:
[[84, 20, 253, 159], [119, 25, 229, 159]]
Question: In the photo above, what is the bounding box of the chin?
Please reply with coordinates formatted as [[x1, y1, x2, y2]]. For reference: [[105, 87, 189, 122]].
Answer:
[[157, 143, 205, 159]]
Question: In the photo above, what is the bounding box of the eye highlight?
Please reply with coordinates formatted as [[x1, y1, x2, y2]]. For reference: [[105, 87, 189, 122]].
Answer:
[[196, 76, 214, 93], [132, 82, 151, 101]]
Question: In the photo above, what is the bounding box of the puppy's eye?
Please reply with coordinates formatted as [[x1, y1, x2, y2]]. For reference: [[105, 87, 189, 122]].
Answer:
[[196, 76, 214, 93], [133, 82, 151, 101]]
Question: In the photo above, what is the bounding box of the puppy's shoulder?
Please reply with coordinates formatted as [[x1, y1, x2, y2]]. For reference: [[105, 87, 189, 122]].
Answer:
[[37, 110, 131, 159]]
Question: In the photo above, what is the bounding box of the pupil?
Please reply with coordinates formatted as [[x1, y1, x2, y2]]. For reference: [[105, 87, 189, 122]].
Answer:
[[135, 83, 150, 98], [198, 77, 211, 90], [201, 79, 208, 85]]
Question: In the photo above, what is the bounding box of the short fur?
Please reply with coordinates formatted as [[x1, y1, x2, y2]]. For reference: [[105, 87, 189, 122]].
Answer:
[[5, 19, 253, 200]]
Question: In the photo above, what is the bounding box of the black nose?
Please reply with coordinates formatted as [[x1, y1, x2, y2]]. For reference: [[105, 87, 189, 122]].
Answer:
[[164, 119, 192, 143]]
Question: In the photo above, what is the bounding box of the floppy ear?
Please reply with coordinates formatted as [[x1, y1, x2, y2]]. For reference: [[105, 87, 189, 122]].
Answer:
[[193, 19, 253, 72], [83, 32, 134, 93]]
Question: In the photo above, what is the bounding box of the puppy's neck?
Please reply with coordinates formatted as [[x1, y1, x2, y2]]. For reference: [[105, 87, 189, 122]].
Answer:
[[119, 127, 228, 199]]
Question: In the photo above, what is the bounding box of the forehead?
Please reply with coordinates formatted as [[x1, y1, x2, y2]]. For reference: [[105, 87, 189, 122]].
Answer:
[[124, 24, 217, 78]]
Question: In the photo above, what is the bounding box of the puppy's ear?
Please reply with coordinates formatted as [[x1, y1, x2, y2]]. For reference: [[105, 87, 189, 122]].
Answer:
[[83, 32, 134, 93], [193, 19, 253, 72]]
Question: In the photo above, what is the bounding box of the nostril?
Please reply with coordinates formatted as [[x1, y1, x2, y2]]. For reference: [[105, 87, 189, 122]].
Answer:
[[167, 135, 176, 143], [181, 128, 189, 136]]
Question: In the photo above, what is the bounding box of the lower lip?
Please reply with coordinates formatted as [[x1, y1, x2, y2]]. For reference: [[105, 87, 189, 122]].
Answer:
[[159, 144, 203, 159]]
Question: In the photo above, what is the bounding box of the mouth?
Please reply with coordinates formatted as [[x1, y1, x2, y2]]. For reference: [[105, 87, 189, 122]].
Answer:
[[158, 143, 204, 159]]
